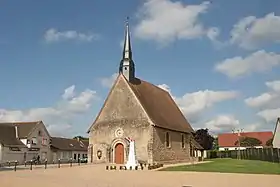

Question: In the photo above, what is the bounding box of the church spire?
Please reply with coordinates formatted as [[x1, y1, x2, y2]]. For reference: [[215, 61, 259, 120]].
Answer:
[[119, 17, 135, 82]]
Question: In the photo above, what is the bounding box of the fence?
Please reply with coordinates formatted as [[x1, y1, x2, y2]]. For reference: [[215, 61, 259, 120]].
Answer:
[[207, 148, 280, 163], [0, 158, 87, 172]]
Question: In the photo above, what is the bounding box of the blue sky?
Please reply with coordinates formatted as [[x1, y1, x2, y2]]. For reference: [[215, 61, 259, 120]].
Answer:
[[0, 0, 280, 137]]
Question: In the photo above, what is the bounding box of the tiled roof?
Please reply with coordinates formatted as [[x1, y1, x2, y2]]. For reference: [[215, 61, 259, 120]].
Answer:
[[0, 121, 40, 138], [128, 78, 194, 133], [218, 131, 273, 147], [0, 123, 26, 147], [51, 137, 88, 151]]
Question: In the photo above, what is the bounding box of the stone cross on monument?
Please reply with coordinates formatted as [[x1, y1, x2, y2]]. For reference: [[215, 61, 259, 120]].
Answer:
[[125, 137, 138, 169]]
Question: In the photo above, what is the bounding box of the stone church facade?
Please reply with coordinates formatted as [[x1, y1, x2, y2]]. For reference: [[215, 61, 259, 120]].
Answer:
[[87, 21, 203, 164]]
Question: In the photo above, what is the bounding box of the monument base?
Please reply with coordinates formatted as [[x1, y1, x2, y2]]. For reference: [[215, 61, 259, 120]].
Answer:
[[125, 163, 138, 170]]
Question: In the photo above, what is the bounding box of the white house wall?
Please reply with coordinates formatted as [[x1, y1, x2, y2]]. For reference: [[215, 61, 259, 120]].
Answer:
[[273, 120, 280, 148]]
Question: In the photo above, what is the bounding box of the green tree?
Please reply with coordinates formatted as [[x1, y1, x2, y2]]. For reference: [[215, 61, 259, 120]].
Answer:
[[266, 138, 273, 146], [194, 128, 215, 150], [235, 137, 262, 147]]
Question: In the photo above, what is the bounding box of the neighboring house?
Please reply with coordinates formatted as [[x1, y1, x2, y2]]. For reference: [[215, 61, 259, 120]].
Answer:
[[272, 118, 280, 148], [218, 131, 273, 151], [50, 137, 88, 162], [87, 21, 201, 164], [0, 124, 28, 164], [0, 121, 52, 162]]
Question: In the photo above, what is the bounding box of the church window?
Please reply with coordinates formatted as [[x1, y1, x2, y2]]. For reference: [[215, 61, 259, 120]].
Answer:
[[181, 134, 185, 148], [165, 132, 171, 148], [124, 67, 127, 70]]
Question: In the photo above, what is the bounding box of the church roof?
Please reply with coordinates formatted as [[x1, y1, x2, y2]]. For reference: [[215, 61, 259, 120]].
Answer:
[[128, 78, 194, 133]]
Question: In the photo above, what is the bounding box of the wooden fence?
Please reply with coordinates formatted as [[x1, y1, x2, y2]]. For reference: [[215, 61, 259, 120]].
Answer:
[[207, 148, 280, 163]]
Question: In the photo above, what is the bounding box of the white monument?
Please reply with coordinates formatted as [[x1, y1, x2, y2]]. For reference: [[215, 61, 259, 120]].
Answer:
[[125, 137, 138, 169]]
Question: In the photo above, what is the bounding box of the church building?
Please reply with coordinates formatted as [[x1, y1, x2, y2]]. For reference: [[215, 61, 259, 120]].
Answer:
[[87, 21, 203, 164]]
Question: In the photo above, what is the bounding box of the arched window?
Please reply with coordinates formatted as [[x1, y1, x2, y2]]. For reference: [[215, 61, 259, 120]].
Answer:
[[165, 132, 170, 148], [181, 134, 185, 148]]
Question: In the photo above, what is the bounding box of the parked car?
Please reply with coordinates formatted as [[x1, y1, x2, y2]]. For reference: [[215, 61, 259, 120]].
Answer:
[[80, 157, 88, 163]]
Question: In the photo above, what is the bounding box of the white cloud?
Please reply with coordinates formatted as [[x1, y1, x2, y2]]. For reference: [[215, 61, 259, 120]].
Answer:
[[266, 80, 280, 92], [0, 85, 99, 136], [44, 28, 99, 43], [245, 80, 280, 109], [100, 73, 118, 88], [134, 0, 217, 45], [215, 50, 280, 78], [205, 115, 240, 132], [205, 115, 260, 133], [158, 84, 239, 120], [245, 80, 280, 122], [62, 85, 75, 100], [230, 13, 280, 50], [257, 108, 280, 122]]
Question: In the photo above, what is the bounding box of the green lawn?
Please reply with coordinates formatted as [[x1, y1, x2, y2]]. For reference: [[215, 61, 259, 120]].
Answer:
[[160, 158, 280, 175]]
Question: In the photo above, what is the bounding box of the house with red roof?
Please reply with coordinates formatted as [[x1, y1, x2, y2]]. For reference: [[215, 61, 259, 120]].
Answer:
[[218, 131, 273, 151]]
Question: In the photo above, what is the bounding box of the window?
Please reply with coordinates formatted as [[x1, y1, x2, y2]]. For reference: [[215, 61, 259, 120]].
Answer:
[[32, 137, 37, 145], [74, 154, 77, 160], [181, 134, 185, 148], [38, 130, 42, 136], [42, 138, 47, 146], [27, 139, 31, 144], [165, 132, 170, 148], [225, 148, 229, 151]]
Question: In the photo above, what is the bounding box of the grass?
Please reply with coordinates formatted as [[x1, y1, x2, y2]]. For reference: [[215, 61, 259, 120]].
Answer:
[[160, 158, 280, 175]]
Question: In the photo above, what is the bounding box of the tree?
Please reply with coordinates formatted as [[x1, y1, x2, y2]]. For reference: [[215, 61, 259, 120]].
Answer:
[[266, 138, 273, 147], [73, 136, 89, 141], [212, 137, 219, 150], [194, 128, 215, 150], [235, 136, 262, 147]]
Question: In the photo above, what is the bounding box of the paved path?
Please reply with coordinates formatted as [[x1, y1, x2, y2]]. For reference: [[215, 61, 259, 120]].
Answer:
[[0, 163, 279, 187]]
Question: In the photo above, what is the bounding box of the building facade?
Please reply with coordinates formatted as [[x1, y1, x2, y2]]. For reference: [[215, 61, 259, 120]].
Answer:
[[273, 118, 280, 148], [0, 121, 52, 164], [87, 21, 202, 164], [218, 131, 273, 151], [50, 137, 88, 163]]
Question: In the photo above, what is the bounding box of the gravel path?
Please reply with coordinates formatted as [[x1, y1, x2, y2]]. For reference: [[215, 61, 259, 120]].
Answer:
[[0, 163, 279, 187]]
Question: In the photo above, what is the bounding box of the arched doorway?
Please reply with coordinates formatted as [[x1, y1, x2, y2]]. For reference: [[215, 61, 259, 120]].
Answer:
[[114, 143, 124, 164]]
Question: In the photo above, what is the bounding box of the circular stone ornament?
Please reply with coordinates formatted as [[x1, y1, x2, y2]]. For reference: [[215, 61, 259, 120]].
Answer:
[[115, 128, 124, 138]]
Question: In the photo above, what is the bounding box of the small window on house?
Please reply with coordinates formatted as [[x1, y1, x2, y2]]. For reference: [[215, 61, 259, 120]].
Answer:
[[38, 130, 42, 136], [225, 148, 229, 151], [32, 137, 37, 145], [165, 132, 170, 148], [181, 134, 185, 148]]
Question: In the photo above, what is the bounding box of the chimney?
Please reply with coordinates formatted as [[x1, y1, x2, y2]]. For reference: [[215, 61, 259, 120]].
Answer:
[[77, 137, 80, 142], [15, 126, 18, 138]]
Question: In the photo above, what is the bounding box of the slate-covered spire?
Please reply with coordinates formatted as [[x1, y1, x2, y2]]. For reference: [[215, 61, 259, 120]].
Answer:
[[119, 17, 135, 82]]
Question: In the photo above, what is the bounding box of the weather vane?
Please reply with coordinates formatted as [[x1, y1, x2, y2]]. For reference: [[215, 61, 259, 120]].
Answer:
[[126, 16, 129, 25]]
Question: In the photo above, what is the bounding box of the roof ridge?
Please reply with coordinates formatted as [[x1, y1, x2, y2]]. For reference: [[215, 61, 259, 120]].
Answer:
[[0, 121, 41, 124]]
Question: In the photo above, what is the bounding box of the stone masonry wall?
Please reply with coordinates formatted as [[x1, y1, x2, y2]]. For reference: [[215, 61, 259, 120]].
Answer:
[[88, 75, 153, 163], [152, 127, 191, 163]]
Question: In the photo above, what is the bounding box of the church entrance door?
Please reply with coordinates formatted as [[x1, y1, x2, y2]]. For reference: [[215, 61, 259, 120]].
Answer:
[[114, 143, 124, 164]]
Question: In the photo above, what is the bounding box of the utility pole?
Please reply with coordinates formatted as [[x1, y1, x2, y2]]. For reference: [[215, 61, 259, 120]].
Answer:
[[232, 128, 244, 160]]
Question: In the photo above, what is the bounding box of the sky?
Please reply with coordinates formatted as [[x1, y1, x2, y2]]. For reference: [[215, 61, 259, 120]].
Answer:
[[0, 0, 280, 137]]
